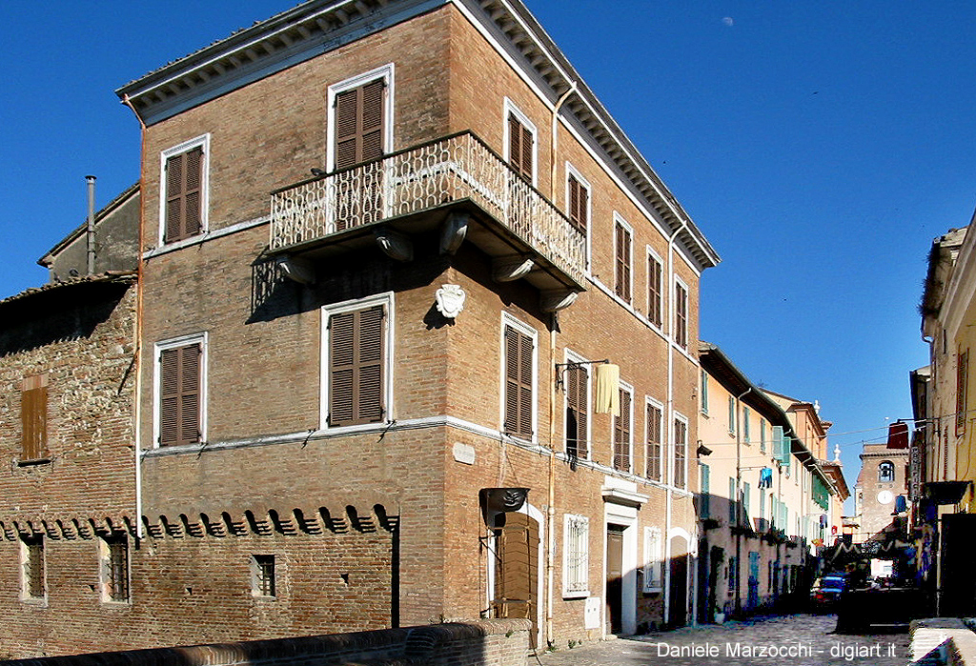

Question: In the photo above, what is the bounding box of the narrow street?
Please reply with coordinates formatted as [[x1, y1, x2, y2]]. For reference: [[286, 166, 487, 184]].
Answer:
[[536, 614, 911, 666]]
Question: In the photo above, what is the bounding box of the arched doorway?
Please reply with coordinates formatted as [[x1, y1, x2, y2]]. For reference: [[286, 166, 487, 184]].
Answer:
[[668, 534, 689, 627]]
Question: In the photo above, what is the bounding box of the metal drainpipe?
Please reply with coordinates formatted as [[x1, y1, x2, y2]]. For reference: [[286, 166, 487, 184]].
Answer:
[[121, 94, 147, 541], [663, 217, 689, 625], [86, 176, 96, 276], [544, 80, 577, 647], [733, 387, 751, 617]]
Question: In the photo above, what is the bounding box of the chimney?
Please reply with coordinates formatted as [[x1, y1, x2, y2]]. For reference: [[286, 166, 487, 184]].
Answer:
[[86, 175, 96, 275]]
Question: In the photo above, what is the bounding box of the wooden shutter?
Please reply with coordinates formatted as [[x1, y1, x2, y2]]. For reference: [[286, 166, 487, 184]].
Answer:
[[508, 114, 533, 182], [568, 175, 588, 236], [329, 305, 386, 427], [159, 344, 201, 447], [493, 512, 538, 646], [21, 375, 48, 461], [615, 223, 631, 302], [165, 146, 203, 242], [613, 389, 631, 471], [335, 79, 385, 170], [504, 326, 533, 439], [566, 365, 588, 459], [674, 418, 687, 488], [648, 256, 662, 327], [675, 283, 688, 347], [957, 350, 969, 435], [646, 402, 661, 481]]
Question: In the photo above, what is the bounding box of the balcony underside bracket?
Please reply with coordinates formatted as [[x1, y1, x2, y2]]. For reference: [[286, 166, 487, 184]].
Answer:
[[373, 226, 414, 262], [492, 255, 534, 283], [540, 289, 579, 312], [276, 256, 317, 285], [440, 211, 469, 255]]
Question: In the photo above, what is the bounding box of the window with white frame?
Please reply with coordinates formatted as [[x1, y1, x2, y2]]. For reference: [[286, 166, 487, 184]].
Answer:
[[566, 164, 590, 241], [760, 417, 767, 454], [154, 333, 207, 448], [564, 352, 589, 460], [327, 65, 394, 171], [160, 134, 209, 244], [673, 414, 688, 489], [645, 398, 663, 481], [643, 527, 663, 592], [674, 279, 688, 348], [743, 405, 751, 444], [727, 395, 735, 436], [614, 215, 633, 304], [613, 382, 634, 472], [322, 293, 393, 429], [700, 368, 709, 415], [562, 515, 589, 597], [647, 249, 663, 328], [505, 99, 536, 184], [501, 314, 537, 441]]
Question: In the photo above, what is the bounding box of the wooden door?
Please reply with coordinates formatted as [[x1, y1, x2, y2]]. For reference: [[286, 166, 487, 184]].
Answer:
[[606, 526, 624, 634], [493, 512, 539, 646]]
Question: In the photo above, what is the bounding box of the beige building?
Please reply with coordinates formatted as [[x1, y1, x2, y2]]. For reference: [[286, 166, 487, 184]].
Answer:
[[697, 343, 846, 620]]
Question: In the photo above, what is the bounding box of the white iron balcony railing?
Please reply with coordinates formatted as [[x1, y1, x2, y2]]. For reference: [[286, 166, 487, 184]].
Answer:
[[270, 131, 586, 284]]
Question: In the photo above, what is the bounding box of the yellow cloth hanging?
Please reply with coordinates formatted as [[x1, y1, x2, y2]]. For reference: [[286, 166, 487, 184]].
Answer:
[[594, 363, 620, 416]]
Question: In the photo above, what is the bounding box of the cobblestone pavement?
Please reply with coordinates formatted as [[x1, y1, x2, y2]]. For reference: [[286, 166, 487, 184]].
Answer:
[[535, 614, 911, 666]]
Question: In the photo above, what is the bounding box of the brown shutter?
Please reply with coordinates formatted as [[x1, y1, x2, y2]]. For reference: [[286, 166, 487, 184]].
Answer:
[[646, 403, 662, 481], [335, 80, 385, 170], [329, 312, 356, 425], [648, 256, 662, 327], [675, 283, 688, 347], [958, 350, 969, 435], [329, 305, 386, 427], [165, 147, 203, 242], [160, 345, 201, 447], [504, 326, 533, 439], [21, 375, 48, 460], [615, 223, 631, 302], [508, 114, 533, 182], [568, 175, 588, 236], [566, 365, 588, 459], [613, 390, 631, 471]]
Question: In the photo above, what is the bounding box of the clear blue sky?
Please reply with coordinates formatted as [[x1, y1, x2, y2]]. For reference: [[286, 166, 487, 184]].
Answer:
[[2, 2, 974, 506]]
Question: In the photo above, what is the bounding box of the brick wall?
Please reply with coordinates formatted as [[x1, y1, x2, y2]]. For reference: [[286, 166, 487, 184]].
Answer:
[[0, 619, 531, 666]]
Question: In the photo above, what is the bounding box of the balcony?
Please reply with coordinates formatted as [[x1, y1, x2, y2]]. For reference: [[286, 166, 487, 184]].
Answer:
[[269, 132, 586, 306]]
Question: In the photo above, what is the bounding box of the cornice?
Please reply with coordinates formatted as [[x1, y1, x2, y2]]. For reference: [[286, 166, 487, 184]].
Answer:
[[116, 0, 719, 273]]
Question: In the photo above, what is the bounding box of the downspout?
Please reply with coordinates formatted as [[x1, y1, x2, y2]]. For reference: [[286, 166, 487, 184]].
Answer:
[[545, 80, 577, 646], [86, 175, 96, 275], [663, 217, 689, 625], [121, 94, 147, 542], [733, 387, 752, 617]]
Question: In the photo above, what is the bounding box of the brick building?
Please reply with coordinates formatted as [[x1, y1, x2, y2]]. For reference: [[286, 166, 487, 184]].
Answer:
[[852, 442, 909, 543], [0, 0, 721, 657]]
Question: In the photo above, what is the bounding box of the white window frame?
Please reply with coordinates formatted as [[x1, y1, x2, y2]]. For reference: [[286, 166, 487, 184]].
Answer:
[[563, 349, 591, 460], [646, 246, 664, 329], [565, 162, 592, 271], [743, 405, 751, 444], [613, 213, 634, 306], [673, 275, 689, 349], [644, 396, 665, 482], [503, 98, 538, 186], [99, 534, 131, 604], [643, 526, 663, 593], [562, 514, 589, 598], [672, 411, 689, 490], [158, 134, 211, 246], [700, 368, 709, 415], [727, 395, 736, 436], [499, 312, 538, 444], [326, 63, 396, 171], [320, 292, 396, 432], [153, 332, 209, 449]]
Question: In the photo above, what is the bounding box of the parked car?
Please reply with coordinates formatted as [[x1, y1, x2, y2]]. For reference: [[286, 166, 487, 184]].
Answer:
[[810, 572, 848, 610]]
